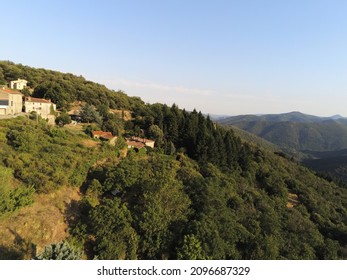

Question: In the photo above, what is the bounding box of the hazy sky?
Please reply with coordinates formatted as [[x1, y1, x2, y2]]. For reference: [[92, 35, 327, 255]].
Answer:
[[2, 0, 347, 116]]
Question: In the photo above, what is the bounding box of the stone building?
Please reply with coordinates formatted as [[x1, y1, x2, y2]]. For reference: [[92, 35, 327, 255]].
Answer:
[[9, 79, 28, 90], [0, 87, 23, 115], [24, 97, 56, 118]]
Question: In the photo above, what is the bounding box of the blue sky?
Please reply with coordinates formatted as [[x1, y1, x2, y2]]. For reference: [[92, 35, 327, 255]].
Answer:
[[2, 0, 347, 116]]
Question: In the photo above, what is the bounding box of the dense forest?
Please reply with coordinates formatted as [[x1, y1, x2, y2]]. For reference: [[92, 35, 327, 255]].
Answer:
[[0, 61, 346, 260]]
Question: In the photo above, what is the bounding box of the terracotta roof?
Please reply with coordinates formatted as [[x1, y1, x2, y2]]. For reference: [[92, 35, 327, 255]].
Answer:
[[127, 141, 145, 149], [92, 131, 113, 139], [131, 136, 155, 143], [0, 88, 22, 95], [100, 134, 114, 140], [25, 97, 52, 103]]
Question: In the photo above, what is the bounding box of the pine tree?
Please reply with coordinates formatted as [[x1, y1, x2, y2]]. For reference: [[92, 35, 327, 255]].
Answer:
[[177, 234, 205, 260], [34, 241, 82, 260]]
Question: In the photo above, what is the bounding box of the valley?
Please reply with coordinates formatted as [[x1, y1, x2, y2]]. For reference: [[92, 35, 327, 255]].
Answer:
[[218, 112, 347, 185]]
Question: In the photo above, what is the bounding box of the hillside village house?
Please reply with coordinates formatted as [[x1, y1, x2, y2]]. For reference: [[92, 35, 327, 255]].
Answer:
[[24, 97, 56, 118], [0, 87, 23, 115], [126, 136, 155, 149], [92, 130, 118, 146], [24, 96, 57, 125], [9, 79, 28, 90]]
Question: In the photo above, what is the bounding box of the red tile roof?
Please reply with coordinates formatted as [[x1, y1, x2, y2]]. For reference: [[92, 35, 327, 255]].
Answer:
[[0, 88, 22, 95], [131, 136, 155, 143], [92, 131, 114, 139], [127, 141, 145, 149], [25, 97, 52, 103], [100, 135, 114, 140]]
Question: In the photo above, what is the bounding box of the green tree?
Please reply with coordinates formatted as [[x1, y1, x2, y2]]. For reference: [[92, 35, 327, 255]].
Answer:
[[90, 199, 138, 259], [6, 125, 39, 153], [35, 241, 82, 260], [0, 167, 34, 215], [97, 104, 109, 120], [136, 158, 191, 259], [0, 69, 6, 84], [102, 113, 123, 136], [55, 112, 71, 126], [20, 87, 31, 97], [85, 179, 103, 207], [33, 81, 70, 109], [80, 104, 102, 124], [177, 234, 205, 260], [148, 124, 164, 145]]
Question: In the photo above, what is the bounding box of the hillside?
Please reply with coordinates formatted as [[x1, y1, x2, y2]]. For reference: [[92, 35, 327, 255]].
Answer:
[[218, 113, 347, 154], [231, 120, 347, 153], [218, 112, 347, 183], [0, 62, 347, 260], [220, 124, 280, 153], [303, 149, 347, 186], [0, 61, 143, 111]]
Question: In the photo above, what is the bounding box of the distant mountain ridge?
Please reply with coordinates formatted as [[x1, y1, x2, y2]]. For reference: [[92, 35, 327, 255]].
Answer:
[[219, 111, 346, 124], [218, 111, 347, 184], [218, 111, 347, 156]]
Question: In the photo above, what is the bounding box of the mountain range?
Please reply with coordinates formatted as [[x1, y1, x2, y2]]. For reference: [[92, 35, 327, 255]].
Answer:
[[218, 111, 347, 184], [218, 111, 347, 155], [217, 111, 346, 123]]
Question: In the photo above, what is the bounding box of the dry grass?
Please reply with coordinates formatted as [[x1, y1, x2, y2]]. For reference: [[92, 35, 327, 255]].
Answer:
[[287, 193, 299, 208], [65, 123, 84, 132], [0, 186, 81, 258], [81, 139, 99, 148]]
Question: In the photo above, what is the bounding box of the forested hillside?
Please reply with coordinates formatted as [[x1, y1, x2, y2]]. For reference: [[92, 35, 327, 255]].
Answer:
[[219, 111, 347, 124], [303, 150, 347, 187], [218, 112, 347, 184], [219, 115, 347, 155], [0, 62, 346, 260], [0, 61, 143, 110]]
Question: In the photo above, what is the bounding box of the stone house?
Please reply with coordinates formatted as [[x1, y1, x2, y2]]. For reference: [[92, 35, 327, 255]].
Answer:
[[9, 79, 28, 90], [127, 140, 146, 149], [92, 130, 118, 146], [0, 87, 23, 115], [130, 136, 155, 148], [24, 97, 56, 118], [126, 137, 156, 151]]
